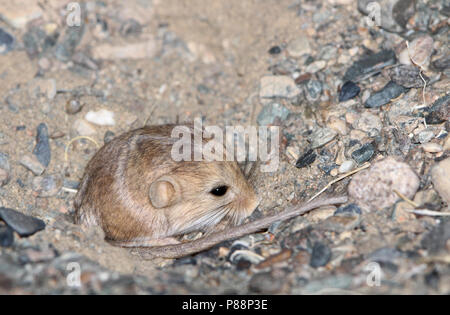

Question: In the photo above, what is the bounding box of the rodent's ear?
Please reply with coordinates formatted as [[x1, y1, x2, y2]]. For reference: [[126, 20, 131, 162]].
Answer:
[[149, 176, 180, 208]]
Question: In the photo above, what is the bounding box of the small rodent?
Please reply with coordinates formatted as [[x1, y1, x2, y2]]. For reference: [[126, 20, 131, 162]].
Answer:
[[74, 124, 260, 248]]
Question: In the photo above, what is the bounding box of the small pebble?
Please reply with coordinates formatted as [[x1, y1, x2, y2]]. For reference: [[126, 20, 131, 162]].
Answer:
[[392, 201, 416, 223], [268, 45, 281, 55], [19, 155, 45, 176], [418, 130, 434, 144], [310, 242, 331, 268], [351, 143, 374, 163], [365, 81, 406, 108], [32, 175, 62, 197], [0, 153, 10, 187], [85, 109, 116, 126], [257, 103, 290, 125], [305, 60, 326, 73], [65, 99, 83, 115], [92, 40, 157, 60], [339, 81, 360, 102], [0, 28, 14, 54], [73, 119, 97, 136], [318, 214, 361, 233], [348, 157, 420, 210], [339, 160, 356, 173], [54, 24, 85, 61], [295, 149, 316, 168], [104, 131, 116, 144], [399, 35, 433, 69], [422, 143, 443, 153], [0, 224, 14, 247], [388, 65, 429, 88], [368, 247, 403, 264], [431, 157, 450, 204], [119, 19, 142, 37], [310, 128, 337, 149], [0, 207, 45, 237], [286, 36, 311, 57], [334, 204, 362, 216], [305, 80, 323, 100], [20, 247, 56, 263], [0, 169, 9, 187], [32, 123, 51, 167], [259, 76, 301, 99], [425, 94, 449, 125]]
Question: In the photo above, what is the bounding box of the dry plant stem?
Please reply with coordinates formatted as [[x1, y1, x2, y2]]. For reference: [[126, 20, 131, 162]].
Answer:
[[65, 136, 100, 162], [406, 41, 427, 110], [393, 188, 419, 208], [135, 195, 348, 259], [308, 162, 370, 202]]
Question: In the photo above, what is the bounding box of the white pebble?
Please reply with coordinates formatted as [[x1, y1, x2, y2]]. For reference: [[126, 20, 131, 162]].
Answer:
[[339, 160, 356, 173], [73, 119, 97, 136], [422, 143, 443, 153], [85, 109, 116, 126]]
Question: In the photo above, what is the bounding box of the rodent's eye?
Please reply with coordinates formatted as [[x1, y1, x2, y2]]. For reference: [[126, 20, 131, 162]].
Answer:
[[210, 185, 228, 197]]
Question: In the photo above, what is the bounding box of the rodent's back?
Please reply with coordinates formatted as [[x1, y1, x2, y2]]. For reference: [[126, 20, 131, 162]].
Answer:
[[74, 124, 259, 246]]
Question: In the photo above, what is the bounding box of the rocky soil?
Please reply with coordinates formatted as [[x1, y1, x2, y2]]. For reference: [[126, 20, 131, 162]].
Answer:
[[0, 0, 449, 294]]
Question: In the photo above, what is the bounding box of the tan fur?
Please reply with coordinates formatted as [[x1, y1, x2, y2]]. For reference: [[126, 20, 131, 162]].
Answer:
[[74, 124, 259, 247]]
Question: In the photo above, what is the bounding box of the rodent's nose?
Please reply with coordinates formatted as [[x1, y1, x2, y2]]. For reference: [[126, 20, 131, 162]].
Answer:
[[240, 193, 259, 215]]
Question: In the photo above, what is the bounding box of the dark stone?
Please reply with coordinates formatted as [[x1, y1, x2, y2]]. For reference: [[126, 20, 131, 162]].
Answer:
[[54, 23, 85, 61], [65, 99, 83, 115], [432, 55, 450, 71], [172, 256, 197, 266], [33, 123, 51, 167], [425, 94, 449, 124], [104, 131, 116, 144], [344, 50, 396, 82], [268, 45, 282, 55], [318, 163, 337, 175], [365, 81, 406, 108], [421, 218, 450, 254], [388, 65, 429, 88], [295, 149, 316, 168], [0, 224, 14, 247], [0, 207, 45, 237], [0, 28, 14, 54], [424, 269, 440, 290], [22, 27, 59, 59], [120, 19, 142, 37], [236, 259, 252, 270], [334, 203, 362, 216], [351, 143, 374, 163], [310, 242, 331, 268], [339, 81, 360, 102]]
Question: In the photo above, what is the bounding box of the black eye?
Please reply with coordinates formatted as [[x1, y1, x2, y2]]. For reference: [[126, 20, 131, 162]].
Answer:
[[210, 185, 228, 196]]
